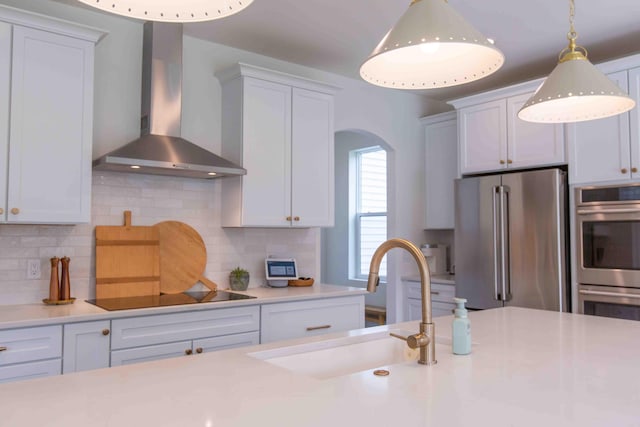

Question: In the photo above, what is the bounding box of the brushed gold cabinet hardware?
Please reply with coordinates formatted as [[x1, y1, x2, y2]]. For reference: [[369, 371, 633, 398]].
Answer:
[[293, 216, 300, 222], [195, 347, 203, 354], [10, 208, 19, 215], [286, 216, 292, 221], [102, 329, 110, 336], [507, 159, 513, 164], [622, 168, 628, 174], [185, 349, 193, 355], [430, 291, 440, 295], [633, 167, 638, 173], [306, 325, 331, 331], [0, 346, 6, 352], [0, 208, 3, 215], [499, 160, 505, 165]]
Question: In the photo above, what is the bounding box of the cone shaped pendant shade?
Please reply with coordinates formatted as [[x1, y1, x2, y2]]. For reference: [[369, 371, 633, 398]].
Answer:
[[76, 0, 253, 22], [360, 0, 504, 89], [518, 0, 635, 123]]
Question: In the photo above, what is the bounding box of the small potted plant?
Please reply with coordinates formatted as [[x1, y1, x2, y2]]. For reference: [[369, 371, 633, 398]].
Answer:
[[229, 267, 250, 291]]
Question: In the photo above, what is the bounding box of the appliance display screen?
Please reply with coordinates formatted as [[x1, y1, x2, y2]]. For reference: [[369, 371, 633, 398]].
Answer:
[[266, 260, 297, 278]]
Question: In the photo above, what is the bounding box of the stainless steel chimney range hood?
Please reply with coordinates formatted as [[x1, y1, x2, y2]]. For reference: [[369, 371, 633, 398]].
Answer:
[[93, 22, 246, 179]]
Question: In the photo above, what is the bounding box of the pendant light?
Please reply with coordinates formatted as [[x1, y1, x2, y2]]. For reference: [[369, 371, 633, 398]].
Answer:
[[360, 0, 504, 90], [518, 0, 635, 123], [76, 0, 253, 22]]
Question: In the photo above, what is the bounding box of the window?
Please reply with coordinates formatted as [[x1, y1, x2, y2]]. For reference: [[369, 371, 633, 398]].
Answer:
[[354, 147, 387, 279]]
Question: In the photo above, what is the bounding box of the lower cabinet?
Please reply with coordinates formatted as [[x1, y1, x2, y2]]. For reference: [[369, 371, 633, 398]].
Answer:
[[63, 320, 111, 374], [110, 306, 260, 366], [0, 325, 62, 383], [405, 281, 456, 321], [260, 296, 365, 344]]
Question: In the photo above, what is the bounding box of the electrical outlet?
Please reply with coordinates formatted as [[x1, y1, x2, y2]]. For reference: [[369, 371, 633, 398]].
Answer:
[[27, 259, 41, 280]]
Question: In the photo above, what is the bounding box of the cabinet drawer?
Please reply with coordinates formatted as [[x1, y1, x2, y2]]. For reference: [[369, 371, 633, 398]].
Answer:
[[194, 331, 259, 354], [111, 306, 260, 350], [432, 301, 455, 317], [0, 325, 62, 366], [406, 281, 455, 303], [111, 341, 190, 366], [0, 359, 61, 384], [261, 296, 364, 344]]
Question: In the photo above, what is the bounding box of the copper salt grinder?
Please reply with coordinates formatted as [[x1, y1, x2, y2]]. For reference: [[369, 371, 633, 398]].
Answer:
[[48, 257, 60, 302], [60, 257, 71, 300]]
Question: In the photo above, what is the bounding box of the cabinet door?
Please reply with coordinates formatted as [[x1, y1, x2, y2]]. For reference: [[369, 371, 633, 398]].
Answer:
[[261, 296, 365, 344], [567, 71, 631, 184], [0, 22, 10, 222], [7, 26, 93, 224], [241, 77, 292, 226], [0, 359, 60, 384], [507, 93, 565, 169], [63, 321, 110, 374], [193, 331, 259, 354], [459, 100, 507, 174], [629, 67, 640, 179], [111, 341, 191, 366], [291, 88, 334, 227], [424, 117, 457, 229]]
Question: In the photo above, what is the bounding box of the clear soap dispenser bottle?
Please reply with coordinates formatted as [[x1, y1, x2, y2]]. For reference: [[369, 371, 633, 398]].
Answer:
[[452, 297, 471, 355]]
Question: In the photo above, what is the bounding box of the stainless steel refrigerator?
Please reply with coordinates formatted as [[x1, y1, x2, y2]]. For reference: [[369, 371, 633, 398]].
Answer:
[[454, 168, 569, 311]]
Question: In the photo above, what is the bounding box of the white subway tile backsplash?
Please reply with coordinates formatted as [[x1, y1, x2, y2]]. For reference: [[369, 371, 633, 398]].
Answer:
[[0, 171, 318, 305]]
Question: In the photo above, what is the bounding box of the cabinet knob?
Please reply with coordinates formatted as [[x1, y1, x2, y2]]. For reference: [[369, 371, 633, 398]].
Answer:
[[293, 216, 300, 222], [0, 208, 3, 215], [0, 346, 7, 352], [622, 168, 628, 174], [507, 159, 513, 164], [185, 349, 193, 356], [286, 216, 292, 221], [10, 208, 19, 215], [499, 160, 505, 165], [633, 167, 638, 173], [195, 347, 203, 354], [102, 329, 110, 336]]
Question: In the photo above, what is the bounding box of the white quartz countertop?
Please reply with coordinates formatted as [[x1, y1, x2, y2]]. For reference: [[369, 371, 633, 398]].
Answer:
[[0, 284, 367, 330], [1, 307, 638, 426]]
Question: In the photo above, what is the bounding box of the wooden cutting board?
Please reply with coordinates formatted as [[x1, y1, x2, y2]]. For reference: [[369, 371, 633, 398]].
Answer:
[[155, 221, 218, 294], [95, 211, 160, 299]]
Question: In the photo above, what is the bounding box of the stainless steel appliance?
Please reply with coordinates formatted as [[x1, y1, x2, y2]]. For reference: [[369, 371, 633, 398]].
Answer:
[[454, 168, 568, 311], [575, 183, 640, 320]]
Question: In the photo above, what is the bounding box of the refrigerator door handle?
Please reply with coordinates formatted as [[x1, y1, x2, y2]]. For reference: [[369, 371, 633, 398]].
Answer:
[[500, 185, 512, 301], [492, 186, 501, 301]]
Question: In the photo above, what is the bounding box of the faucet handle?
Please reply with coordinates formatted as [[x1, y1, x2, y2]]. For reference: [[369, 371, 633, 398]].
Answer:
[[390, 332, 430, 349]]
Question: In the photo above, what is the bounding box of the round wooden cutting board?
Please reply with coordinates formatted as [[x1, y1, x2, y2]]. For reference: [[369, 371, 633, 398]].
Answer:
[[155, 221, 217, 294]]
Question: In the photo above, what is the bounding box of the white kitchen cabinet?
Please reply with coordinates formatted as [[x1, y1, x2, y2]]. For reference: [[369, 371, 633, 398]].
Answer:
[[110, 306, 260, 366], [218, 63, 337, 227], [568, 69, 638, 184], [0, 325, 62, 383], [260, 296, 365, 344], [454, 84, 565, 175], [404, 280, 455, 321], [63, 320, 110, 374], [0, 7, 105, 223], [421, 111, 458, 229]]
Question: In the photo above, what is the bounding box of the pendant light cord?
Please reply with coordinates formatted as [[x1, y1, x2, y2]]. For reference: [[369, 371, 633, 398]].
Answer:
[[560, 0, 587, 62]]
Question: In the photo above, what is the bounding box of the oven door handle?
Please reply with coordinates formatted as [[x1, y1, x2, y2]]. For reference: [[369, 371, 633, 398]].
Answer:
[[577, 208, 640, 215], [579, 289, 640, 299]]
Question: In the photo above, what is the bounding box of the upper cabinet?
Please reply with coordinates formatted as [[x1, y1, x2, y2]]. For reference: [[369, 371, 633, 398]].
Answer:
[[568, 65, 640, 185], [0, 7, 105, 224], [451, 82, 566, 175], [421, 111, 457, 229], [217, 63, 338, 228]]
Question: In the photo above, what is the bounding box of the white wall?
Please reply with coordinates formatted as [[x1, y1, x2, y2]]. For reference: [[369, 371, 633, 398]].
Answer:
[[0, 0, 450, 310]]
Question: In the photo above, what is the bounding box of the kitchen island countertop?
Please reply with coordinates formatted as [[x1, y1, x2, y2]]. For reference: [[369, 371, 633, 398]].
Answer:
[[1, 307, 638, 426]]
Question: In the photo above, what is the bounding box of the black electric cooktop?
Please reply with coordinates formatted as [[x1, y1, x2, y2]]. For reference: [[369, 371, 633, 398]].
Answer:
[[86, 290, 256, 311]]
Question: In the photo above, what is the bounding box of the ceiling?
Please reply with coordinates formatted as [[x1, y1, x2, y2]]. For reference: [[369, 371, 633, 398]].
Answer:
[[62, 0, 640, 102]]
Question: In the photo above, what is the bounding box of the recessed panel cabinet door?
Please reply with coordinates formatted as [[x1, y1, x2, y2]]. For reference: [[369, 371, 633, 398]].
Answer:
[[63, 321, 110, 374], [7, 26, 93, 223], [459, 99, 507, 174], [0, 22, 10, 222], [291, 88, 334, 227], [629, 67, 640, 180]]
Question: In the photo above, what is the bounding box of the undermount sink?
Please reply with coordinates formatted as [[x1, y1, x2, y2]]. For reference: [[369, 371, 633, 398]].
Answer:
[[249, 329, 451, 380]]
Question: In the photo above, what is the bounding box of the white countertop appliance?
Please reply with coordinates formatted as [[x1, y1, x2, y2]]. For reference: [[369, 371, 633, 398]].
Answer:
[[265, 258, 297, 287]]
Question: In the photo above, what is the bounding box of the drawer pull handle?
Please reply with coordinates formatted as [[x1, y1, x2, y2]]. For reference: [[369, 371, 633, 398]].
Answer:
[[0, 346, 6, 352], [185, 349, 193, 356], [102, 329, 110, 336], [195, 347, 203, 354], [430, 291, 440, 295], [306, 325, 331, 331]]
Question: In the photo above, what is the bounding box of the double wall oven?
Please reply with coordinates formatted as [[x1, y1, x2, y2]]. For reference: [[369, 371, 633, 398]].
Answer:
[[576, 183, 640, 320]]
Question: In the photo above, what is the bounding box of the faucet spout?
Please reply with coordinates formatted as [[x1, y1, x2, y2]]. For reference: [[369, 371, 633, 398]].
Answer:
[[367, 238, 436, 365]]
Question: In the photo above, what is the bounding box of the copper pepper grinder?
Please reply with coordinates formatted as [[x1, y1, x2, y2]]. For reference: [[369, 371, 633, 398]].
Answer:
[[48, 257, 60, 302], [59, 257, 71, 300]]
